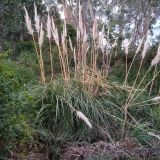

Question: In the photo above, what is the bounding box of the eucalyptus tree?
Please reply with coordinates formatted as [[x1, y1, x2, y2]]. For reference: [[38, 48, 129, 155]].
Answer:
[[46, 0, 160, 46]]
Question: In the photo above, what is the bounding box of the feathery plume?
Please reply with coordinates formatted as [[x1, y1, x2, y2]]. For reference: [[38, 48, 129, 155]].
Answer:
[[63, 19, 67, 38], [142, 39, 149, 59], [151, 96, 160, 102], [98, 27, 107, 53], [93, 18, 97, 40], [151, 44, 160, 66], [76, 27, 80, 42], [34, 2, 37, 19], [136, 37, 144, 54], [148, 132, 160, 140], [47, 14, 52, 40], [51, 18, 59, 46], [62, 26, 67, 53], [35, 16, 40, 33], [78, 2, 83, 34], [112, 38, 118, 48], [123, 39, 131, 55], [24, 6, 33, 35], [34, 3, 40, 33], [39, 23, 44, 47], [69, 37, 73, 50], [76, 111, 92, 129]]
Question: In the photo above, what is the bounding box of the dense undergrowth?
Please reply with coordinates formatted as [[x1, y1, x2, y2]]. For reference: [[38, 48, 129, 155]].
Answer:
[[0, 55, 160, 159]]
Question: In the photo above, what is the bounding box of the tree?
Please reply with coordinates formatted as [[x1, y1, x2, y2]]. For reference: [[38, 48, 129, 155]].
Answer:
[[0, 0, 45, 52], [47, 0, 160, 47]]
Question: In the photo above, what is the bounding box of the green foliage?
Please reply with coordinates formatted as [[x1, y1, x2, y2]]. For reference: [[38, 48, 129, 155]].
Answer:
[[0, 59, 36, 84], [0, 76, 34, 155], [0, 49, 12, 59], [0, 59, 37, 156], [18, 51, 39, 73], [0, 0, 44, 41]]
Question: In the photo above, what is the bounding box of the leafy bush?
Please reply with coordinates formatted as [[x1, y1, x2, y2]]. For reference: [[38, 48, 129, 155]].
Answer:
[[0, 59, 36, 155]]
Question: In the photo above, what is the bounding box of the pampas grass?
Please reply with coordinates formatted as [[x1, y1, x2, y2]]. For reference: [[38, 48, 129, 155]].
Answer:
[[148, 132, 160, 140], [151, 96, 160, 102], [24, 6, 33, 35], [47, 14, 54, 81], [24, 5, 46, 84], [38, 22, 46, 84], [34, 2, 40, 33], [142, 40, 149, 60], [24, 3, 160, 141], [76, 111, 92, 129], [47, 14, 52, 40], [39, 23, 44, 47]]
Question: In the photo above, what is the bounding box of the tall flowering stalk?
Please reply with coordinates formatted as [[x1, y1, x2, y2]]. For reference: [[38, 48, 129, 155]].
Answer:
[[38, 22, 46, 84], [47, 14, 54, 81], [24, 5, 46, 84], [92, 17, 98, 72]]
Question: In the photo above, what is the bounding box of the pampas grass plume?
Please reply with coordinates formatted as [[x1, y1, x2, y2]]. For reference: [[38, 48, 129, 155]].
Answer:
[[39, 23, 44, 47], [34, 2, 40, 33], [93, 18, 97, 40], [76, 111, 92, 129], [24, 6, 33, 35], [136, 37, 144, 54], [51, 18, 59, 46], [148, 132, 160, 140], [151, 96, 160, 102], [47, 14, 52, 40], [124, 39, 131, 55], [142, 39, 149, 59]]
